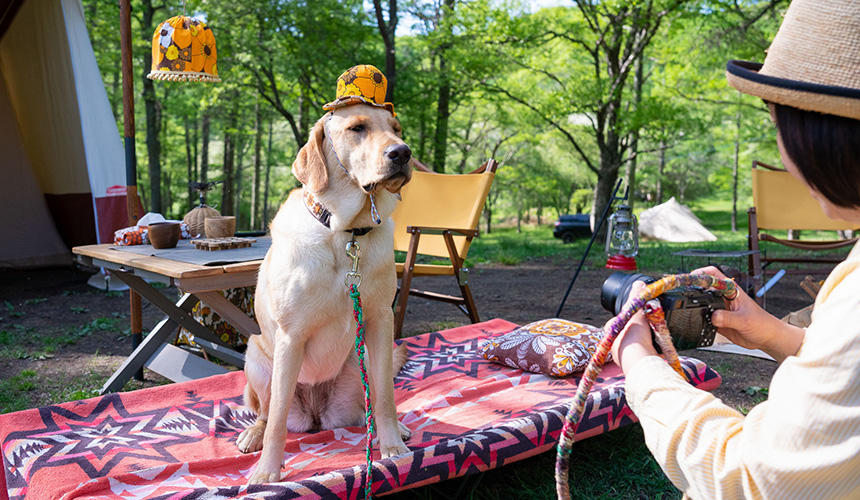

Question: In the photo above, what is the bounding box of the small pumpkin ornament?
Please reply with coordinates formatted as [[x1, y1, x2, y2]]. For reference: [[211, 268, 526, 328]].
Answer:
[[184, 181, 222, 237]]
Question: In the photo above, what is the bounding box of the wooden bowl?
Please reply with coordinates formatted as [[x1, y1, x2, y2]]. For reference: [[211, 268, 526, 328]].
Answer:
[[148, 222, 181, 249], [204, 216, 236, 238]]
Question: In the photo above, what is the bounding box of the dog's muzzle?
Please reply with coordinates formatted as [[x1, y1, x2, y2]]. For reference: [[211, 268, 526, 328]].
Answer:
[[363, 143, 412, 194], [385, 143, 412, 166]]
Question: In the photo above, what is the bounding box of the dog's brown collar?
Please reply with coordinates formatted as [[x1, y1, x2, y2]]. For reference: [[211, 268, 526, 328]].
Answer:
[[303, 189, 374, 236]]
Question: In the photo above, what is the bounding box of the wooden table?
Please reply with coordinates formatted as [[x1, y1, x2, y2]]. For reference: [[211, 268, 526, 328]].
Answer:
[[73, 243, 263, 394]]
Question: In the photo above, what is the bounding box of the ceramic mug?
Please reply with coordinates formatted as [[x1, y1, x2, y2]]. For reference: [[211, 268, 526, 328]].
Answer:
[[204, 216, 236, 238]]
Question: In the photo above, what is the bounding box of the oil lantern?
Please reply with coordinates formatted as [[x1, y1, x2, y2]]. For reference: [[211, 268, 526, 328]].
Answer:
[[605, 204, 638, 271]]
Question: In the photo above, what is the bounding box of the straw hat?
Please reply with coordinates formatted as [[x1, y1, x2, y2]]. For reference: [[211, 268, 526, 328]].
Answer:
[[322, 65, 395, 115], [726, 0, 860, 120]]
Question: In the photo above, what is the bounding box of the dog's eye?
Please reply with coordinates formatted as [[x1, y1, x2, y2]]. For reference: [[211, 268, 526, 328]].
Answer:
[[349, 124, 366, 133]]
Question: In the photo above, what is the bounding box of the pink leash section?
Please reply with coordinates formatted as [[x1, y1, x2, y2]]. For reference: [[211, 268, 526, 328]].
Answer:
[[554, 273, 738, 500]]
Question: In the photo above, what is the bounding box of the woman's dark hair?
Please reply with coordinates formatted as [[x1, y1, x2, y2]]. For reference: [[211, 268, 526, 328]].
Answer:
[[772, 103, 860, 208]]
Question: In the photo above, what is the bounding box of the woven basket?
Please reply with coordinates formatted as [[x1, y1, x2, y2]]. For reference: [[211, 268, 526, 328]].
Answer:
[[183, 205, 220, 237]]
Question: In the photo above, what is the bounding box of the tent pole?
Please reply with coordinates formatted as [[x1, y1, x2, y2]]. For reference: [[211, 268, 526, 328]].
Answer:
[[120, 0, 144, 383]]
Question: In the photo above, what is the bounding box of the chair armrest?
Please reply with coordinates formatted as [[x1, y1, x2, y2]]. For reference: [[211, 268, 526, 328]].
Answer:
[[404, 225, 479, 238], [753, 160, 785, 172], [467, 158, 498, 175], [409, 157, 434, 172], [760, 233, 858, 250]]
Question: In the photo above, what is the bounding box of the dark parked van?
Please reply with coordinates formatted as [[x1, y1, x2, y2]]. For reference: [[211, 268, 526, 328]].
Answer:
[[553, 214, 592, 243]]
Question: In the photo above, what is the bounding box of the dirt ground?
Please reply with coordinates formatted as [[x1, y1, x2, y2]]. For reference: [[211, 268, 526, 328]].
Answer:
[[0, 259, 817, 412]]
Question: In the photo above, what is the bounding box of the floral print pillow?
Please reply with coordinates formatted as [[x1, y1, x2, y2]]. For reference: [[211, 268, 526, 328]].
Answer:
[[479, 318, 607, 377]]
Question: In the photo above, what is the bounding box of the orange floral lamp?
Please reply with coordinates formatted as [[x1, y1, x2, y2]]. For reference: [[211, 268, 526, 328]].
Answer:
[[147, 16, 220, 82]]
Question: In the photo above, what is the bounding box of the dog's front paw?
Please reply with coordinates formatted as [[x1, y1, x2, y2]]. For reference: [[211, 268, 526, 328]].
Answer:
[[397, 419, 412, 441], [248, 468, 282, 485], [236, 421, 266, 453], [379, 439, 409, 459]]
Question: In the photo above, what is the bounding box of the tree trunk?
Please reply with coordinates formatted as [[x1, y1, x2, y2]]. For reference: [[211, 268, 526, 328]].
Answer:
[[263, 116, 273, 228], [251, 101, 263, 230], [657, 139, 666, 204], [297, 92, 310, 143], [163, 171, 172, 217], [679, 180, 687, 202], [201, 111, 210, 185], [141, 0, 162, 213], [484, 195, 493, 234], [193, 114, 198, 182], [417, 106, 427, 163], [516, 202, 522, 233], [373, 0, 398, 102], [221, 129, 233, 215], [590, 110, 624, 232], [184, 116, 194, 211], [732, 105, 741, 232], [588, 18, 633, 230], [431, 0, 454, 173], [433, 54, 450, 173], [455, 109, 475, 174], [235, 138, 246, 226], [111, 67, 119, 120], [221, 101, 238, 216]]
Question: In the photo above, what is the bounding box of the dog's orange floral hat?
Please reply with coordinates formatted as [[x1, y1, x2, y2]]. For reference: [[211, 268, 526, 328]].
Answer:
[[322, 65, 395, 116]]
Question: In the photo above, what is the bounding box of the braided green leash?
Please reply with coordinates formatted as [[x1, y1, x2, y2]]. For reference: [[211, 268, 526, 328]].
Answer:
[[346, 238, 375, 499]]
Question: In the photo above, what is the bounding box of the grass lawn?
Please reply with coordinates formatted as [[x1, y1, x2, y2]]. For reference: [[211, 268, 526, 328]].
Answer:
[[469, 196, 848, 274]]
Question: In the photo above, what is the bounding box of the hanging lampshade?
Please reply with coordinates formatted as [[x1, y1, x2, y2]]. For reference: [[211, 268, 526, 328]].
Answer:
[[147, 16, 220, 82]]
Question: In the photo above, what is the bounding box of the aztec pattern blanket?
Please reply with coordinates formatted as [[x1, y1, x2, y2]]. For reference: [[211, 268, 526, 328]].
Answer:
[[0, 319, 721, 499]]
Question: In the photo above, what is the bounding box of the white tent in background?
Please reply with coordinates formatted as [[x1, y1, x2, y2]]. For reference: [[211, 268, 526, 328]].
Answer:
[[638, 197, 718, 243], [0, 0, 138, 269]]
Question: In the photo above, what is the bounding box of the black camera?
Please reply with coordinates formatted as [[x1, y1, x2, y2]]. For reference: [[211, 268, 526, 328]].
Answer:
[[600, 272, 725, 350]]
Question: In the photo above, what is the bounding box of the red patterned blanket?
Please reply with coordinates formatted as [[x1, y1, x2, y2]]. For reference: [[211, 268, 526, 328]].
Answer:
[[0, 319, 720, 499]]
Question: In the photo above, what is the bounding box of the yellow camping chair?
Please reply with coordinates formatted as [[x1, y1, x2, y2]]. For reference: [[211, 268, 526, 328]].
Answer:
[[748, 160, 858, 299], [392, 159, 498, 338]]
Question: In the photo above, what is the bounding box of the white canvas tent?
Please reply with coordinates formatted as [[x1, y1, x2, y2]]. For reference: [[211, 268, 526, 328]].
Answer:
[[0, 0, 136, 268], [639, 197, 718, 242]]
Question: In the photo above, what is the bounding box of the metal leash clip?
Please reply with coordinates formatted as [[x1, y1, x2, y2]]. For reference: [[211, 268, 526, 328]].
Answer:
[[345, 239, 362, 288]]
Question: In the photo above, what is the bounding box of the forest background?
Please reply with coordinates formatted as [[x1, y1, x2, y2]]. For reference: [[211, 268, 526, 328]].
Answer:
[[82, 0, 788, 234]]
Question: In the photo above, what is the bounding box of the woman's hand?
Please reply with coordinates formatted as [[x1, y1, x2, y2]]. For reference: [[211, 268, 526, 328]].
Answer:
[[609, 280, 660, 374], [692, 266, 805, 362]]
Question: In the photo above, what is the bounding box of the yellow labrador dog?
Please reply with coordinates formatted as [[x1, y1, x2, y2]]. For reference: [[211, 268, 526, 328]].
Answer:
[[237, 104, 412, 484]]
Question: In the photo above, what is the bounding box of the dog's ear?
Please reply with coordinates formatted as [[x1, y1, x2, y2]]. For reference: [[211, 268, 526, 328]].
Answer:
[[292, 119, 328, 193]]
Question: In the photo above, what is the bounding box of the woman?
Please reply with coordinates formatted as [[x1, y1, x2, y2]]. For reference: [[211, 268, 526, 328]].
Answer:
[[612, 0, 860, 498]]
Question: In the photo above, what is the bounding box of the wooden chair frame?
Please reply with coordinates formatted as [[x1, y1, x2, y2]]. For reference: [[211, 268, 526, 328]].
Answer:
[[393, 159, 497, 338], [748, 160, 858, 299]]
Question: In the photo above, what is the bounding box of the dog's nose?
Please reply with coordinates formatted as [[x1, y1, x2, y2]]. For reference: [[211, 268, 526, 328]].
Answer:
[[385, 144, 412, 165]]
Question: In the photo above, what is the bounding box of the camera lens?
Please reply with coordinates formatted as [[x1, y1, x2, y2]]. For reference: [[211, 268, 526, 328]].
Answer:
[[600, 272, 655, 315]]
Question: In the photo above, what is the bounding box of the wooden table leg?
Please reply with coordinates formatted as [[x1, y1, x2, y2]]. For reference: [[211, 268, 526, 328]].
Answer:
[[129, 291, 144, 381], [101, 292, 195, 393], [102, 270, 246, 393], [193, 290, 261, 337]]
